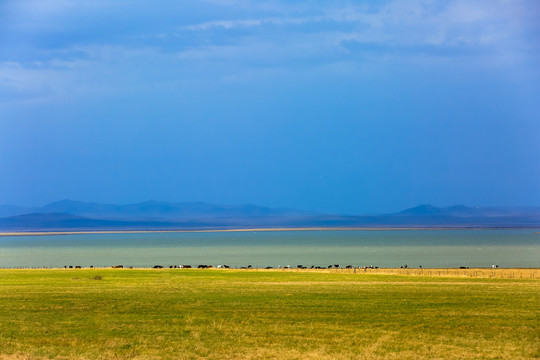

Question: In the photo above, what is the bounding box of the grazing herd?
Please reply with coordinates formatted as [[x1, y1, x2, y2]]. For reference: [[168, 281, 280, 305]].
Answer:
[[60, 264, 490, 270], [61, 263, 379, 269], [124, 263, 380, 269], [65, 265, 94, 269]]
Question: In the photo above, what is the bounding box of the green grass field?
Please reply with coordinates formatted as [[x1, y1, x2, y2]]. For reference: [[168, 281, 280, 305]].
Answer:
[[0, 269, 538, 359]]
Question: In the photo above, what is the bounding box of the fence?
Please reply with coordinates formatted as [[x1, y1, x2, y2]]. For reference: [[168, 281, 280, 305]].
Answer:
[[276, 267, 539, 279]]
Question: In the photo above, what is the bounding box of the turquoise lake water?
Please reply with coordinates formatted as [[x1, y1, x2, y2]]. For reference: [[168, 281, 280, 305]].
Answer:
[[0, 230, 539, 268]]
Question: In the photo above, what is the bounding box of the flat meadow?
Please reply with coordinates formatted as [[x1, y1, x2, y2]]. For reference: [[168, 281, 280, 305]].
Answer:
[[0, 269, 538, 359]]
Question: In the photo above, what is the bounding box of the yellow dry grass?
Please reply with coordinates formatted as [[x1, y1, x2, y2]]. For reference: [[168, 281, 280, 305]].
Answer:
[[1, 269, 538, 359]]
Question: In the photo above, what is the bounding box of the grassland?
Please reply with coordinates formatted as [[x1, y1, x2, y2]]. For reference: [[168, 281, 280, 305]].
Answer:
[[0, 269, 538, 359]]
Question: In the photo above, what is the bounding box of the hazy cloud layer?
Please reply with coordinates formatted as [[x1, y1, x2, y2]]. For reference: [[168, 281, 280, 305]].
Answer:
[[2, 0, 538, 104]]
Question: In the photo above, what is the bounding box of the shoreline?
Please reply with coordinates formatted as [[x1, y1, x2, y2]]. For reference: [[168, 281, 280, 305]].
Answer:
[[1, 226, 539, 237], [0, 267, 538, 281], [1, 266, 538, 269]]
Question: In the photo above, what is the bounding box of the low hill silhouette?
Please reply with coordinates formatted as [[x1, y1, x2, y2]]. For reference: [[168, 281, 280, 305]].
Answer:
[[0, 201, 539, 231]]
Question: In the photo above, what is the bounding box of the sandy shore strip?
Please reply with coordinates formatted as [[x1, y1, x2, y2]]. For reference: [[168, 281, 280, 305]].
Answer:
[[2, 227, 538, 237], [0, 228, 410, 237]]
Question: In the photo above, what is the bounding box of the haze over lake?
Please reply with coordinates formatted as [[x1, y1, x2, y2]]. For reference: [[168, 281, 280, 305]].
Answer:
[[1, 230, 538, 269]]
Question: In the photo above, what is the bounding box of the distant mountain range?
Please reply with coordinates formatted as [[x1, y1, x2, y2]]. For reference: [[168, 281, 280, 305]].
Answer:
[[1, 200, 539, 232], [0, 199, 311, 220], [393, 204, 540, 218]]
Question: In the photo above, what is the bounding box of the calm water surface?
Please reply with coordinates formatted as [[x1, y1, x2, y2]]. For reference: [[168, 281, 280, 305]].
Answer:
[[0, 230, 539, 268]]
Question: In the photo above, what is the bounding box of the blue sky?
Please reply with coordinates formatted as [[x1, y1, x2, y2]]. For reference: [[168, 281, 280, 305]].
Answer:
[[1, 0, 539, 214]]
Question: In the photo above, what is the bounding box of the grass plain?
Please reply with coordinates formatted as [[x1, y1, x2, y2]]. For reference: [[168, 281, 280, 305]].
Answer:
[[0, 269, 538, 360]]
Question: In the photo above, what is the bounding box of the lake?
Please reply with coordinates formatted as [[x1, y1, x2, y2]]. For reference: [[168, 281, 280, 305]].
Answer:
[[0, 229, 539, 268]]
